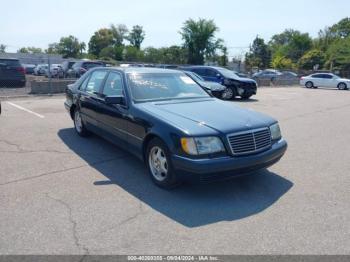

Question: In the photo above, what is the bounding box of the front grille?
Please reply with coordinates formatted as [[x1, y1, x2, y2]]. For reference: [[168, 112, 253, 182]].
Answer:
[[227, 128, 271, 156]]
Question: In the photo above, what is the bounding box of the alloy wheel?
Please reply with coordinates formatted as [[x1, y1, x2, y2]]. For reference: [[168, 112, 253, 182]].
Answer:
[[149, 146, 168, 181], [74, 110, 83, 133]]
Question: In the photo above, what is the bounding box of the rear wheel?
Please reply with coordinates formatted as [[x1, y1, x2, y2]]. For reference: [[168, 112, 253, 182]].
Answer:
[[337, 82, 348, 90], [305, 81, 313, 88], [146, 138, 180, 189], [73, 108, 89, 137]]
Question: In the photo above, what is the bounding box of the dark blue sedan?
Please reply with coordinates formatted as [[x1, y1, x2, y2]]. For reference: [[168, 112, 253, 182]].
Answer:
[[65, 67, 287, 188]]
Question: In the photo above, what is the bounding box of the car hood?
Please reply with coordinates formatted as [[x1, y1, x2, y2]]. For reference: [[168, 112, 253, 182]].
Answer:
[[229, 76, 257, 84], [137, 98, 276, 135]]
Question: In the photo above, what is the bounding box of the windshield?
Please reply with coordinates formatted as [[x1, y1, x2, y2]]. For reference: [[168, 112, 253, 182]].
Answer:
[[127, 73, 210, 102], [215, 67, 240, 79]]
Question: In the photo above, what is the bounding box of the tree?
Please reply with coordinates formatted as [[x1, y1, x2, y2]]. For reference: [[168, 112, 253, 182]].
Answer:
[[218, 46, 228, 66], [180, 18, 222, 64], [245, 36, 271, 69], [330, 17, 350, 38], [110, 24, 128, 46], [269, 29, 312, 63], [18, 47, 43, 54], [123, 46, 144, 62], [88, 28, 115, 57], [46, 43, 60, 54], [271, 54, 295, 70], [143, 47, 163, 63], [127, 25, 145, 49], [56, 35, 85, 58], [0, 44, 6, 53], [299, 49, 325, 70], [18, 47, 29, 53], [326, 37, 350, 71], [314, 27, 336, 52]]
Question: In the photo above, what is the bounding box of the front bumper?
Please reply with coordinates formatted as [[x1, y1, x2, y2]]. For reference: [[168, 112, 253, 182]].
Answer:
[[172, 138, 287, 183]]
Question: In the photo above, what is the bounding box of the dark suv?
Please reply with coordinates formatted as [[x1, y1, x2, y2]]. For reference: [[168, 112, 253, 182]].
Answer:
[[184, 66, 257, 99], [70, 61, 106, 78], [0, 58, 26, 87]]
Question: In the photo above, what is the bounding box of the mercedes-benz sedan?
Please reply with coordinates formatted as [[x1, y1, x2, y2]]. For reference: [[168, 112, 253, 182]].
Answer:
[[65, 68, 287, 188]]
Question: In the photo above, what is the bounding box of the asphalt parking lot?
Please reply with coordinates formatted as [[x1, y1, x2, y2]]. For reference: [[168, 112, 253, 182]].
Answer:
[[0, 86, 349, 255]]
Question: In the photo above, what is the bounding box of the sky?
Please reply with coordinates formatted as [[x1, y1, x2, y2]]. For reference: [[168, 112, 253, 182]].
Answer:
[[1, 0, 350, 57]]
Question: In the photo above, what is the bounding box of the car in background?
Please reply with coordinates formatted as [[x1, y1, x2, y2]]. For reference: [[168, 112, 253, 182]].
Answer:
[[65, 67, 287, 188], [22, 64, 36, 75], [253, 69, 299, 82], [253, 69, 281, 81], [300, 73, 349, 90], [0, 58, 26, 87], [184, 66, 257, 99], [70, 61, 106, 78], [61, 60, 79, 78], [180, 70, 231, 100], [45, 64, 64, 78], [33, 64, 48, 76]]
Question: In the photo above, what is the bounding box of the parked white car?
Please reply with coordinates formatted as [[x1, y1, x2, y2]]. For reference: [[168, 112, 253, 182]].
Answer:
[[300, 73, 349, 90]]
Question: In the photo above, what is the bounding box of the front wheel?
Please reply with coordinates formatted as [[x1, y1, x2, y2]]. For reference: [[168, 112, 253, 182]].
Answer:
[[337, 82, 348, 90], [146, 138, 180, 189], [221, 87, 234, 100], [73, 108, 89, 137]]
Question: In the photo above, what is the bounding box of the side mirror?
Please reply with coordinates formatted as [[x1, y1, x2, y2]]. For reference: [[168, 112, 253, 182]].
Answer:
[[105, 95, 124, 105], [216, 73, 221, 78]]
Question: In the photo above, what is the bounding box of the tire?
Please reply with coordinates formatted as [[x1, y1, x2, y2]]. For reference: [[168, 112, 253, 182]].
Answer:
[[337, 82, 348, 90], [305, 81, 313, 88], [73, 108, 89, 137], [221, 87, 234, 100], [146, 138, 180, 189]]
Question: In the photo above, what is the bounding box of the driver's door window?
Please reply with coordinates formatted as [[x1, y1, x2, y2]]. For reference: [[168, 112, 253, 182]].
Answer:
[[102, 72, 124, 97]]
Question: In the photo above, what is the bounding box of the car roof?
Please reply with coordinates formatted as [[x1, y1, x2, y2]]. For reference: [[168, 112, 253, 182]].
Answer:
[[92, 67, 183, 74]]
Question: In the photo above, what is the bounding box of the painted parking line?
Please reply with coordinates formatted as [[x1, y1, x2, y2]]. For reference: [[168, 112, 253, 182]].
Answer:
[[6, 101, 45, 119]]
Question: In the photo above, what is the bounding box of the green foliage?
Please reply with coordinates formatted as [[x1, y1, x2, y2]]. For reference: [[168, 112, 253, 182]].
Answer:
[[299, 49, 325, 70], [142, 46, 187, 64], [88, 28, 115, 57], [180, 18, 221, 64], [110, 24, 128, 46], [18, 47, 43, 53], [127, 25, 145, 49], [326, 37, 350, 70], [330, 17, 350, 38], [46, 43, 60, 54], [270, 29, 312, 63], [57, 35, 85, 58], [271, 54, 295, 70], [123, 46, 144, 62], [245, 36, 271, 69]]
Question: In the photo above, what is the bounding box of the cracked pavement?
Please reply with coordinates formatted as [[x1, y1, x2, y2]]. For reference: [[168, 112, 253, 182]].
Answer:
[[0, 87, 349, 254]]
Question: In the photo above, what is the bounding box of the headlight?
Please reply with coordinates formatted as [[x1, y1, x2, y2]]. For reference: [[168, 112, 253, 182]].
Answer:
[[270, 123, 281, 140], [181, 137, 225, 155]]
